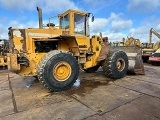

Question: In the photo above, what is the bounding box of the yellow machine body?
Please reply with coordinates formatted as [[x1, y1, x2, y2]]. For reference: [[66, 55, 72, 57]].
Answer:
[[7, 8, 145, 91], [8, 9, 103, 76]]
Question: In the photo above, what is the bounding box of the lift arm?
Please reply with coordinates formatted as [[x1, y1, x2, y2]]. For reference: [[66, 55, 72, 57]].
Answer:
[[149, 28, 160, 43]]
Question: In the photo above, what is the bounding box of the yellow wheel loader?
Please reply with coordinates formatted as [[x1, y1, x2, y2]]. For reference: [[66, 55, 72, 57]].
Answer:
[[7, 7, 144, 91]]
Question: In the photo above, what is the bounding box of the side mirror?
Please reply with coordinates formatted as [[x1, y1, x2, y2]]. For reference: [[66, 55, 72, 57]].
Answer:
[[87, 13, 94, 22], [92, 16, 94, 22]]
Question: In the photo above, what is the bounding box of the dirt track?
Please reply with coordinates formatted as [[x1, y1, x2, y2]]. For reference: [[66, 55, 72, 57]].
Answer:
[[0, 64, 160, 120]]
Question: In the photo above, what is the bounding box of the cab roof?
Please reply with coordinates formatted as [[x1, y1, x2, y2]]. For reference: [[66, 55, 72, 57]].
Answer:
[[60, 9, 88, 16]]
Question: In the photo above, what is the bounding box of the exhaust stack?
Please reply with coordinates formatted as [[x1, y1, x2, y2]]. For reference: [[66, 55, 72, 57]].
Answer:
[[37, 7, 43, 29]]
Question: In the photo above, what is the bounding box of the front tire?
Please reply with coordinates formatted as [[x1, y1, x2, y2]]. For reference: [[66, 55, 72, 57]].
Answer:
[[37, 50, 79, 91], [102, 50, 128, 79]]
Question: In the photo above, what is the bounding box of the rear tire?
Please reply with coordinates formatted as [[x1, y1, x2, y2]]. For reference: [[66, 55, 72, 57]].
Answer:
[[84, 65, 100, 73], [37, 50, 79, 91], [102, 50, 128, 79]]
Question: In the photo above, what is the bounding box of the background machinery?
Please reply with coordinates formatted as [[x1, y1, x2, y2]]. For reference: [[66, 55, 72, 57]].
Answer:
[[141, 28, 160, 62], [0, 39, 9, 68], [149, 48, 160, 65], [111, 37, 141, 47], [7, 7, 144, 91], [124, 37, 141, 47]]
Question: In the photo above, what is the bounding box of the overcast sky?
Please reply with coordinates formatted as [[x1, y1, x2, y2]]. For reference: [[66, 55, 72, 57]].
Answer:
[[0, 0, 160, 42]]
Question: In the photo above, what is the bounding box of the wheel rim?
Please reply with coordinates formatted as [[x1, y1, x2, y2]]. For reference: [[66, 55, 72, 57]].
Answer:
[[116, 58, 125, 72], [53, 61, 71, 81]]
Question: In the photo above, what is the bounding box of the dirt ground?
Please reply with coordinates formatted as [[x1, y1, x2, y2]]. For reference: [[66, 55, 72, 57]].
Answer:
[[0, 63, 160, 120]]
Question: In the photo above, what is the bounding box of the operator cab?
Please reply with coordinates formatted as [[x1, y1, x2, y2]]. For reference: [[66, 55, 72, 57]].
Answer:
[[58, 9, 93, 36]]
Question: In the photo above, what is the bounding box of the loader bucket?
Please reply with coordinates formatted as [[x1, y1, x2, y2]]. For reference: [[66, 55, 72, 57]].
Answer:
[[111, 46, 145, 75]]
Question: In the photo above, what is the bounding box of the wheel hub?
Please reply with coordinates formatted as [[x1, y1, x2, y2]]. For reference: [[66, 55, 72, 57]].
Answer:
[[116, 58, 125, 72], [53, 61, 71, 81]]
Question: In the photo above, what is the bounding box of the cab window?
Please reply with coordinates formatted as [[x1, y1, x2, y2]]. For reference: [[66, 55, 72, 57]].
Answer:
[[60, 14, 69, 29], [74, 14, 85, 35]]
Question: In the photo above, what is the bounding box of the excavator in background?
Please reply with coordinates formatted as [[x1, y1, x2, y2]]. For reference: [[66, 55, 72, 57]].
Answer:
[[142, 28, 160, 62], [7, 7, 144, 91], [0, 39, 9, 68]]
